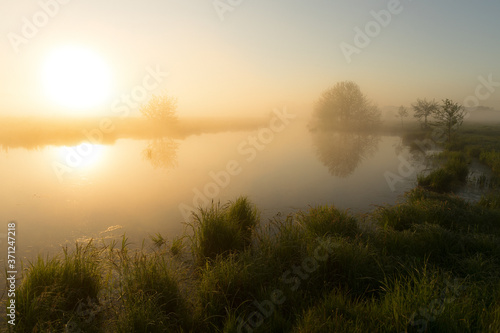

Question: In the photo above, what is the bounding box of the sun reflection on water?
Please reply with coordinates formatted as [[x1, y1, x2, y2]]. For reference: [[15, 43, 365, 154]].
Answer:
[[56, 143, 107, 172]]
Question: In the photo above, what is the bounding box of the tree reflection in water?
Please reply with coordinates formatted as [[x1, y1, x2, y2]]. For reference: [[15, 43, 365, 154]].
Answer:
[[142, 137, 178, 169], [312, 130, 380, 178]]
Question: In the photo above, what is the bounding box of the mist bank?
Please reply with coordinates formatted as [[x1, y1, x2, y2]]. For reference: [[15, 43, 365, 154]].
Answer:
[[0, 116, 269, 150]]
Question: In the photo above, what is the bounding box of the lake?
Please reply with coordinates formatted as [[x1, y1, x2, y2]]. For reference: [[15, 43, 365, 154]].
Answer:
[[0, 117, 426, 264]]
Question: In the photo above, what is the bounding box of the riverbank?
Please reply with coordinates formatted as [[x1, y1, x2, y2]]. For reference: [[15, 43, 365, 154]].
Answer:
[[4, 189, 500, 332], [4, 121, 500, 332]]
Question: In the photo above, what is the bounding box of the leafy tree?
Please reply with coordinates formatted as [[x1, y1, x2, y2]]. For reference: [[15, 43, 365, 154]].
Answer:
[[140, 92, 178, 123], [433, 99, 466, 142], [397, 105, 409, 129], [412, 98, 438, 129], [313, 81, 380, 130]]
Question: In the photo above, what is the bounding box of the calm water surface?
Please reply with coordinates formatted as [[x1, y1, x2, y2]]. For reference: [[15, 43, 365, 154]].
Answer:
[[1, 120, 424, 263]]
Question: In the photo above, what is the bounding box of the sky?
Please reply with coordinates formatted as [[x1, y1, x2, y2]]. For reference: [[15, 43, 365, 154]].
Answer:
[[1, 0, 500, 118]]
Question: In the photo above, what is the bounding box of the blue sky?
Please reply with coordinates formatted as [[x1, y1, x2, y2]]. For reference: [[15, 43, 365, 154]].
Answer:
[[1, 0, 500, 117]]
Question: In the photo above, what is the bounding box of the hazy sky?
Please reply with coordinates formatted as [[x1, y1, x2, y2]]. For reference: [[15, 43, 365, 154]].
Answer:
[[1, 0, 500, 117]]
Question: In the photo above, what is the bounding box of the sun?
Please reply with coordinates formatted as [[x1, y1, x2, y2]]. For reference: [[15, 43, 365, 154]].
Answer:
[[42, 45, 111, 110]]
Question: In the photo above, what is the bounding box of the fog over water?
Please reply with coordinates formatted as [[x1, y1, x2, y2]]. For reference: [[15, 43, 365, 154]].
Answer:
[[0, 115, 428, 262]]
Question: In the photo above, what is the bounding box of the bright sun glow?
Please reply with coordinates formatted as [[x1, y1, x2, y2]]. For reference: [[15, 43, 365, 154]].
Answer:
[[42, 46, 111, 110]]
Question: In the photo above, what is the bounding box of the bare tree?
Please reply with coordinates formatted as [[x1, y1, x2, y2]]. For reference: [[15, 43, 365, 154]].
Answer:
[[313, 81, 380, 130], [140, 92, 178, 123], [433, 99, 466, 142], [397, 105, 409, 129], [412, 98, 438, 129]]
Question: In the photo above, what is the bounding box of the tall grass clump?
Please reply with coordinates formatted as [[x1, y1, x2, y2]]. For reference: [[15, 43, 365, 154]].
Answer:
[[189, 196, 258, 264], [196, 251, 270, 328], [307, 237, 386, 299], [256, 214, 309, 272], [372, 201, 424, 231], [117, 251, 188, 332], [15, 241, 103, 332], [298, 205, 359, 238], [189, 201, 243, 264], [226, 196, 259, 245]]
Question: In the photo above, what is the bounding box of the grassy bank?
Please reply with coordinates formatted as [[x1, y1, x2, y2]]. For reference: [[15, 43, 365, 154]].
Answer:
[[396, 122, 500, 192], [417, 151, 470, 192], [4, 192, 500, 332]]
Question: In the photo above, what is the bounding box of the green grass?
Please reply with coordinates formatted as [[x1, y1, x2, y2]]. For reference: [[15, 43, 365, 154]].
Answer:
[[188, 196, 258, 265], [116, 250, 188, 332], [417, 152, 470, 192], [402, 123, 500, 193], [15, 241, 103, 332], [297, 205, 359, 238], [448, 123, 500, 153], [292, 266, 464, 332], [197, 251, 269, 327], [226, 196, 259, 244], [478, 190, 500, 209], [170, 236, 184, 257], [480, 150, 500, 177], [6, 192, 500, 332], [374, 188, 500, 234], [447, 123, 500, 178], [9, 121, 500, 331], [418, 168, 455, 192]]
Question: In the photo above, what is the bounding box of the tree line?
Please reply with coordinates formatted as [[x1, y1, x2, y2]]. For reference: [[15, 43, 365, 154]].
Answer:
[[312, 81, 467, 142]]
